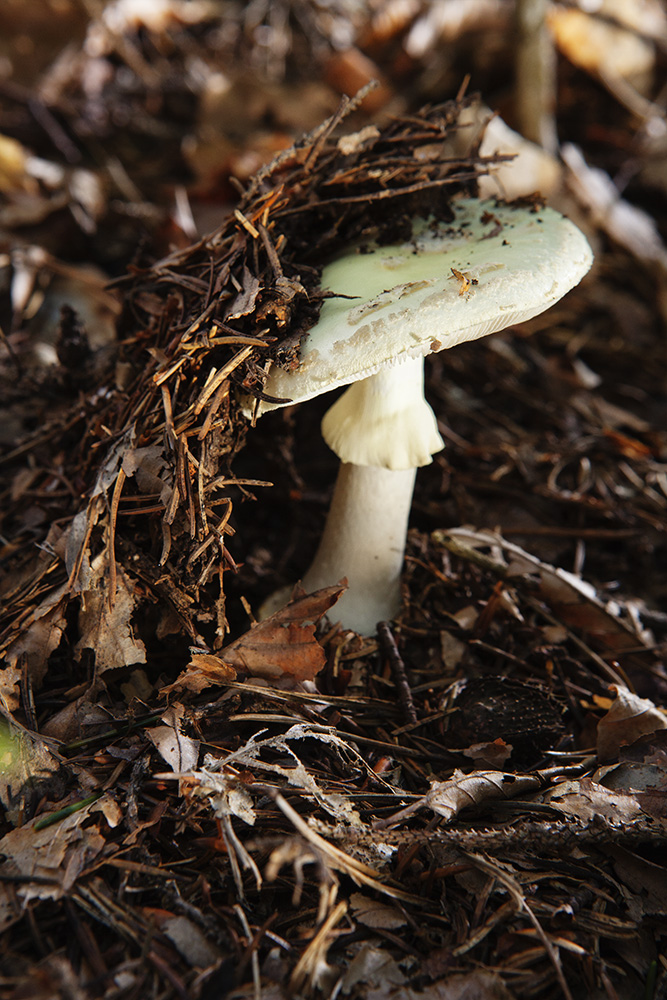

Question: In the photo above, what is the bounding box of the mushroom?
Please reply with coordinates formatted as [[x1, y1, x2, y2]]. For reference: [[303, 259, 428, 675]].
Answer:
[[252, 198, 593, 635]]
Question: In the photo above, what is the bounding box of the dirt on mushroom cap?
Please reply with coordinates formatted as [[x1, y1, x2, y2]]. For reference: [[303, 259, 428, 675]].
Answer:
[[258, 198, 593, 409]]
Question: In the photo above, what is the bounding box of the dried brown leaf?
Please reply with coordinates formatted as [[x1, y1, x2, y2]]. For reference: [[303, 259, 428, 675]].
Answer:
[[366, 970, 515, 1000], [597, 684, 667, 761], [159, 914, 221, 968], [162, 585, 344, 695], [340, 943, 406, 993], [461, 739, 513, 769], [221, 584, 345, 681], [542, 777, 643, 824], [383, 769, 543, 827], [160, 652, 236, 697], [0, 797, 109, 932], [0, 663, 23, 715], [75, 553, 146, 674], [599, 758, 667, 819], [439, 529, 656, 668], [427, 769, 542, 823], [121, 443, 171, 504], [2, 585, 69, 706], [349, 892, 407, 930], [146, 704, 200, 772], [607, 846, 667, 919]]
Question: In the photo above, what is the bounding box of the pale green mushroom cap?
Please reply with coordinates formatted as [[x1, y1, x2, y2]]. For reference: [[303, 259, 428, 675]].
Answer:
[[257, 197, 593, 411]]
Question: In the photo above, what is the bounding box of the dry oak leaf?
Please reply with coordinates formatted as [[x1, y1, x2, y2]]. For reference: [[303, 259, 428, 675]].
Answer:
[[423, 769, 542, 823], [163, 585, 345, 695], [597, 684, 667, 762]]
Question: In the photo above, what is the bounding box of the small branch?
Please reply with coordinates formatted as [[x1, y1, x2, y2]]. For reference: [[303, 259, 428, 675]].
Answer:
[[377, 621, 418, 727]]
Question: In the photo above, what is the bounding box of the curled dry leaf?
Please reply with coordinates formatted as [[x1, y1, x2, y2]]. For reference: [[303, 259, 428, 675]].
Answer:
[[163, 584, 345, 695], [222, 585, 345, 681], [160, 653, 236, 697], [424, 769, 542, 823], [597, 684, 667, 762], [382, 769, 542, 827]]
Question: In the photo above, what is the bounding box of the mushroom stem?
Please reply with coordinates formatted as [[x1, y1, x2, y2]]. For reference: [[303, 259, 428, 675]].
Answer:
[[301, 462, 417, 635]]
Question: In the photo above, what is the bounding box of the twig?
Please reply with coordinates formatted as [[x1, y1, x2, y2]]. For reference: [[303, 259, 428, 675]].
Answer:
[[377, 621, 418, 727]]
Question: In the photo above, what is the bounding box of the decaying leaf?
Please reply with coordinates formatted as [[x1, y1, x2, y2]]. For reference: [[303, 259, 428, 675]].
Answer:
[[436, 528, 657, 672], [145, 911, 221, 969], [163, 585, 345, 694], [221, 585, 345, 681], [426, 769, 543, 823], [462, 739, 513, 769], [75, 553, 146, 675], [208, 724, 372, 826], [340, 943, 407, 993], [381, 769, 543, 827], [597, 684, 667, 762], [349, 892, 407, 930], [0, 663, 23, 716], [160, 652, 236, 696], [607, 845, 667, 920], [0, 796, 111, 932], [146, 704, 200, 774], [121, 443, 172, 506], [365, 970, 516, 1000], [542, 777, 644, 825], [186, 769, 261, 896], [594, 754, 667, 820], [2, 585, 69, 707]]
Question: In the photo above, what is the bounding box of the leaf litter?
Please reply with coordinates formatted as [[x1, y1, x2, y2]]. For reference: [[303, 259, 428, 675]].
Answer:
[[0, 2, 666, 998]]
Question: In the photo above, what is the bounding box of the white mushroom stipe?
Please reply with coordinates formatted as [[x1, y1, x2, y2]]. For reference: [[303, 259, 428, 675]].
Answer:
[[249, 198, 594, 635], [300, 463, 417, 635]]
